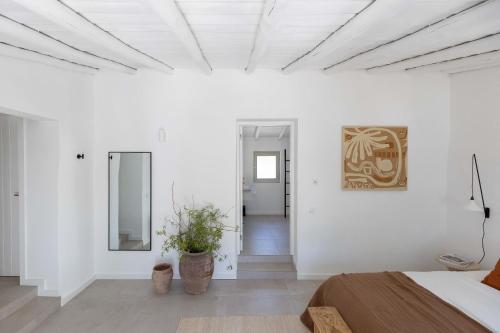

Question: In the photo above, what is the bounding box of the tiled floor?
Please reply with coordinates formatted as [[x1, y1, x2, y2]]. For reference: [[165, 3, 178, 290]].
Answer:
[[34, 279, 323, 333], [242, 215, 289, 255]]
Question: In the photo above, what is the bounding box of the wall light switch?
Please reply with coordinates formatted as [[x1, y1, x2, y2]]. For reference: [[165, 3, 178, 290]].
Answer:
[[308, 208, 315, 214]]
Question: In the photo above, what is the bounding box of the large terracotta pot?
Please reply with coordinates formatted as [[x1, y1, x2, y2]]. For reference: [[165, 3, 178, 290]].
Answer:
[[179, 251, 214, 295], [152, 263, 173, 294]]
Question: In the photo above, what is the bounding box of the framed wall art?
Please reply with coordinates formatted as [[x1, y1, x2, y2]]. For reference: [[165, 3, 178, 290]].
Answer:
[[342, 126, 408, 190]]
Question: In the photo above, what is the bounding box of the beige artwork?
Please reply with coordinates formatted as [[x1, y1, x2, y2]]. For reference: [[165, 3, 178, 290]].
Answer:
[[343, 126, 408, 190]]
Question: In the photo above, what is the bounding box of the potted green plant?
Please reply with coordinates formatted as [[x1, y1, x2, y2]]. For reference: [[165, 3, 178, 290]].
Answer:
[[157, 187, 236, 294]]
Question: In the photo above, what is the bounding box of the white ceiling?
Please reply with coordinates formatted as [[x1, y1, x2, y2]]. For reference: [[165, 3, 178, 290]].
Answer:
[[0, 0, 499, 74], [242, 126, 289, 139]]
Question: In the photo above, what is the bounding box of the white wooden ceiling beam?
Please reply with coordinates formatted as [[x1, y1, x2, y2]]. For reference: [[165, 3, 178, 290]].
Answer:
[[13, 0, 174, 73], [405, 49, 500, 73], [323, 0, 493, 73], [254, 126, 261, 140], [0, 42, 97, 75], [367, 32, 500, 73], [0, 13, 136, 74], [146, 0, 212, 73], [246, 0, 289, 73], [278, 127, 287, 140], [282, 0, 376, 73]]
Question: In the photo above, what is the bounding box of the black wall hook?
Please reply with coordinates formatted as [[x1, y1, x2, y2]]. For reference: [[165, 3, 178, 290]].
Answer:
[[77, 153, 85, 160]]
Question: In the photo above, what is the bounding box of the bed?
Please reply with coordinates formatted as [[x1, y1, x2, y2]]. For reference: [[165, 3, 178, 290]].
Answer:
[[301, 270, 500, 333]]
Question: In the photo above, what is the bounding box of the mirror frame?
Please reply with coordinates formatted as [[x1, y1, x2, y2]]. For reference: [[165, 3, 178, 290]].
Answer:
[[108, 151, 152, 252]]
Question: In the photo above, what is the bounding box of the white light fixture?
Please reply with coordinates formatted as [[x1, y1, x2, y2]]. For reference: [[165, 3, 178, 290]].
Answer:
[[465, 154, 490, 218], [158, 128, 166, 143], [465, 198, 483, 212], [464, 153, 490, 265]]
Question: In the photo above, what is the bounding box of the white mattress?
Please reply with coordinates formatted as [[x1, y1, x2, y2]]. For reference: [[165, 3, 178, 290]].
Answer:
[[405, 271, 500, 332]]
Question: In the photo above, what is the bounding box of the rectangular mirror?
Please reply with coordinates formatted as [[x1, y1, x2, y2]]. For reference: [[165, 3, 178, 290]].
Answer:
[[108, 152, 151, 251]]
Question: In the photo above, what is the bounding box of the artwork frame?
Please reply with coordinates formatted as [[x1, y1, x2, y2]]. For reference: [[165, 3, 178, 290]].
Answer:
[[342, 126, 408, 191]]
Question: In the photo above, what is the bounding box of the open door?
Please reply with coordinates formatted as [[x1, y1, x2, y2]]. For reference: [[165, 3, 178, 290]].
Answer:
[[0, 114, 20, 276]]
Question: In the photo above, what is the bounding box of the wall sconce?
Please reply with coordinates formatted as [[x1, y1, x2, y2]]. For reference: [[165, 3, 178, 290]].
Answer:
[[465, 154, 490, 218], [158, 128, 166, 143], [77, 153, 85, 159], [464, 153, 490, 264]]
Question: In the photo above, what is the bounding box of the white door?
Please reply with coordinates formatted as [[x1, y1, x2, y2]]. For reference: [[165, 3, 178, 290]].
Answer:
[[0, 114, 20, 276]]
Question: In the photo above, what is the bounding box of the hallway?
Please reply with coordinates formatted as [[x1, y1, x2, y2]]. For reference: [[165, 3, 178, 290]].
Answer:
[[242, 216, 290, 256]]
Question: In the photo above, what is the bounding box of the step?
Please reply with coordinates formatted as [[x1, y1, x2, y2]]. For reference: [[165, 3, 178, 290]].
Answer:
[[0, 285, 37, 321], [238, 255, 293, 264], [237, 270, 297, 279], [0, 297, 60, 333], [119, 233, 129, 243], [238, 262, 296, 272], [237, 262, 297, 280], [0, 277, 19, 290]]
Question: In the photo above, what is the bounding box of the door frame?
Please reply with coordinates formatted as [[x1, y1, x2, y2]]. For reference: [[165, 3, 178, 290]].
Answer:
[[235, 119, 297, 263], [0, 107, 59, 295]]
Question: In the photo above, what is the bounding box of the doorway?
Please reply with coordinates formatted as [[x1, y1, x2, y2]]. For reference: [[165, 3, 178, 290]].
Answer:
[[236, 120, 296, 279], [0, 113, 21, 277], [0, 108, 60, 295], [241, 127, 290, 255]]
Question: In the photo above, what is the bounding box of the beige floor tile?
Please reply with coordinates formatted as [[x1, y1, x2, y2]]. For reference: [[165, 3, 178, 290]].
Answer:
[[218, 294, 295, 316], [242, 215, 290, 255], [33, 277, 321, 333]]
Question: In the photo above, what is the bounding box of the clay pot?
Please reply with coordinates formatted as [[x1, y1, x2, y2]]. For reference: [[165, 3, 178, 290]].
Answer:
[[179, 251, 214, 295], [152, 263, 173, 294]]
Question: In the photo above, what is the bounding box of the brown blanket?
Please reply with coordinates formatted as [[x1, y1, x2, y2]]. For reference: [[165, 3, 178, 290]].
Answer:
[[301, 272, 490, 333]]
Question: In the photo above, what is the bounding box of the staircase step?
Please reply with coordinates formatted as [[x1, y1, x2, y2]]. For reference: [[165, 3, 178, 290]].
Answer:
[[238, 255, 293, 263], [119, 233, 129, 243], [237, 262, 297, 280], [239, 262, 295, 272], [0, 297, 60, 333], [0, 277, 19, 290], [0, 285, 37, 321], [237, 270, 297, 279]]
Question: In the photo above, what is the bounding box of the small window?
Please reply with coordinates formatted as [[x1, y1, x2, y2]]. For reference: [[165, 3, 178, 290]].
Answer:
[[254, 151, 280, 183]]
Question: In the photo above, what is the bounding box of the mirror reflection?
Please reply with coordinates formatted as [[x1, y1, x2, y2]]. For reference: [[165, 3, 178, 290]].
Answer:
[[109, 152, 151, 251]]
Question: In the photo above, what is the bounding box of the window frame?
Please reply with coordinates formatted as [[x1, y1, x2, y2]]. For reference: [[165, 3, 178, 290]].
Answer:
[[253, 151, 280, 183]]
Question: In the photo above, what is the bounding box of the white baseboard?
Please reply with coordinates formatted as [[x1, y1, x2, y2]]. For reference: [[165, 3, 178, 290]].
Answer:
[[20, 277, 43, 288], [21, 277, 60, 297], [95, 273, 151, 279], [212, 272, 237, 280], [61, 275, 96, 306], [96, 272, 237, 280], [38, 289, 60, 297]]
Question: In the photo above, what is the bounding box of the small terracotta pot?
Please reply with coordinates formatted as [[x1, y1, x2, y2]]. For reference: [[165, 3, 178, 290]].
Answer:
[[152, 263, 173, 294], [179, 251, 214, 295]]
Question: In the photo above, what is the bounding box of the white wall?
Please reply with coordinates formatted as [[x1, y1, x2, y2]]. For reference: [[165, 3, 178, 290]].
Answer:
[[243, 136, 289, 216], [0, 56, 94, 302], [446, 67, 500, 269], [93, 69, 450, 279], [25, 120, 60, 292]]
